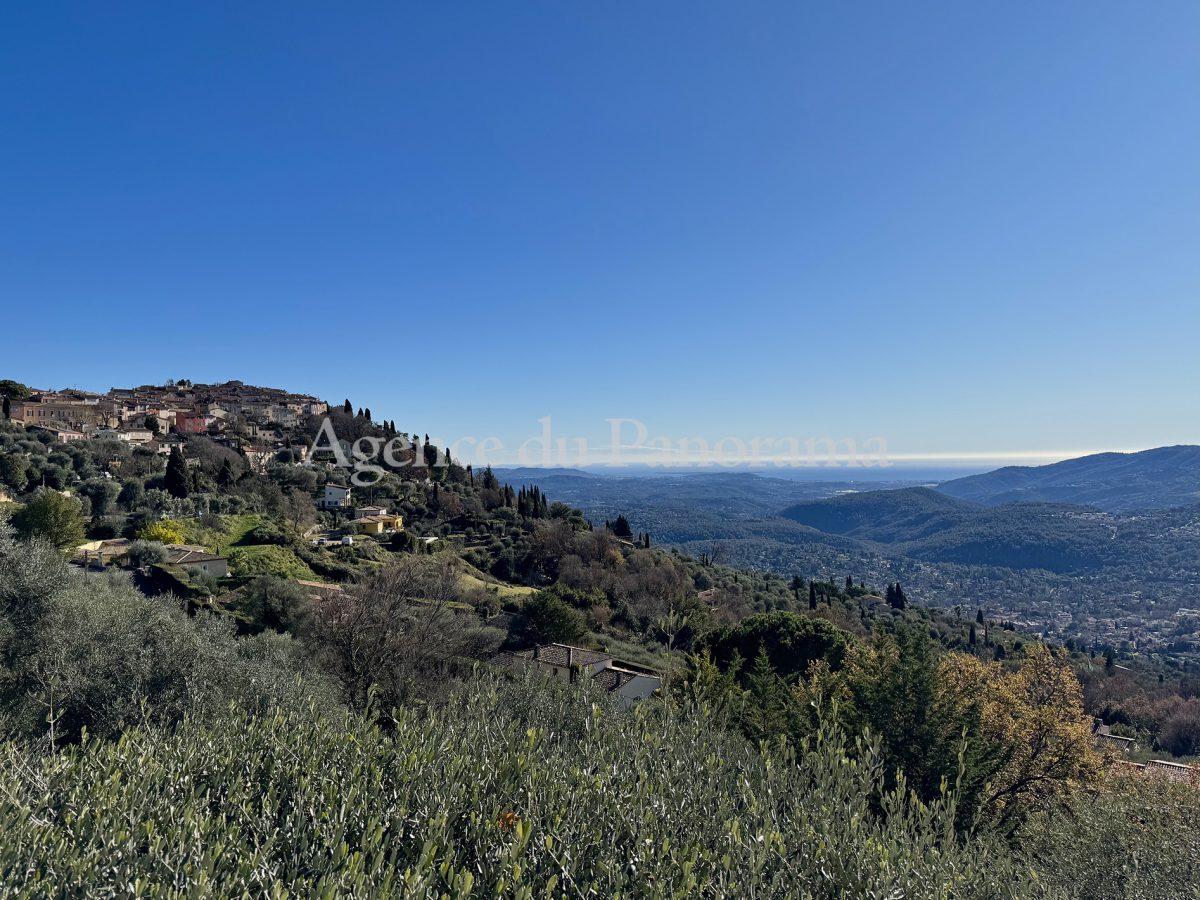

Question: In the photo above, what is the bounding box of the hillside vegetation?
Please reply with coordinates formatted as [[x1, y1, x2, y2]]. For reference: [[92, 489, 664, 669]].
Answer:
[[937, 445, 1200, 512], [2, 388, 1199, 894]]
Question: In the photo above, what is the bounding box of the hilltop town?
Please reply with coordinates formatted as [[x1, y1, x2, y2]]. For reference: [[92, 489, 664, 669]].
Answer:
[[7, 379, 326, 451]]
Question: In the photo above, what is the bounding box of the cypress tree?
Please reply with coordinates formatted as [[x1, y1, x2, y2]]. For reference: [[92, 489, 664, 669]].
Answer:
[[809, 582, 818, 610], [976, 609, 985, 625], [343, 399, 353, 414], [164, 446, 190, 499], [2, 396, 9, 420], [969, 624, 977, 646]]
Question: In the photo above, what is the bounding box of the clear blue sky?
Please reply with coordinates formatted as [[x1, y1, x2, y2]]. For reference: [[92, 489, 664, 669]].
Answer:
[[2, 2, 1197, 466]]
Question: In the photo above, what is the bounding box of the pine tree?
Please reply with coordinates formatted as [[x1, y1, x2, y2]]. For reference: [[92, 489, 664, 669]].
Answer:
[[164, 446, 190, 499], [742, 651, 795, 745]]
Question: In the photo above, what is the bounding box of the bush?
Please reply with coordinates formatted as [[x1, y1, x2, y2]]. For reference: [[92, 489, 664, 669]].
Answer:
[[126, 540, 167, 568], [11, 489, 85, 550], [0, 678, 1032, 897], [703, 611, 850, 681], [10, 572, 335, 745], [512, 590, 586, 646], [1019, 769, 1200, 897], [138, 519, 186, 545]]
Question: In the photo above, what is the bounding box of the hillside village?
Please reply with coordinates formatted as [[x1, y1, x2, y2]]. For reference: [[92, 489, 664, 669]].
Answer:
[[7, 380, 326, 457], [1, 379, 677, 704]]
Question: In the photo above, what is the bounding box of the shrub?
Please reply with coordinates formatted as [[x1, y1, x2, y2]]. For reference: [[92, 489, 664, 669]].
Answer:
[[1019, 769, 1200, 897], [0, 678, 1032, 897], [512, 590, 586, 646], [11, 489, 85, 550], [138, 519, 186, 545], [703, 611, 850, 681], [126, 539, 167, 568]]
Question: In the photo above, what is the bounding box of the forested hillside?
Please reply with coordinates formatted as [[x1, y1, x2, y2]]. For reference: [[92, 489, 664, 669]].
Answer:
[[937, 445, 1200, 511]]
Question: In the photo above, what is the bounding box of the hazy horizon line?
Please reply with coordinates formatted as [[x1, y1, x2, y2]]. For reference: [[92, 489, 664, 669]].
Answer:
[[486, 447, 1159, 469]]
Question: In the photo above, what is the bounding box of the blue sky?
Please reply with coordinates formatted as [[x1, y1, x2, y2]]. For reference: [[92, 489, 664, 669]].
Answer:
[[2, 2, 1197, 466]]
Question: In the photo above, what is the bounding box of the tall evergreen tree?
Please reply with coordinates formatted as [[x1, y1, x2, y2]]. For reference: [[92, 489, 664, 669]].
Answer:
[[809, 582, 818, 610], [741, 651, 796, 745], [790, 575, 804, 602], [343, 399, 353, 414], [1, 396, 9, 420], [976, 609, 985, 625], [164, 446, 190, 499]]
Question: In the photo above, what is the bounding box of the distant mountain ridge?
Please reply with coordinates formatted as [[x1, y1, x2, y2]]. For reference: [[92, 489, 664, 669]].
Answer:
[[778, 486, 1200, 575], [777, 487, 979, 543], [934, 445, 1200, 512]]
